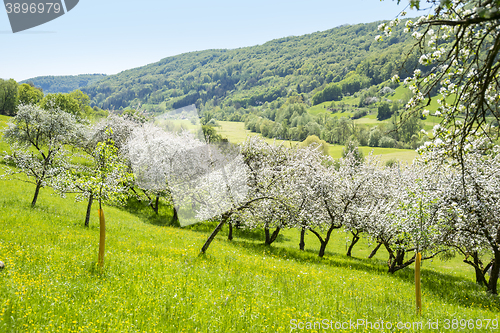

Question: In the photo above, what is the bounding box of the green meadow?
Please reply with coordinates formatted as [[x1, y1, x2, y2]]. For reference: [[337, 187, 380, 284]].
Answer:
[[1, 177, 500, 332], [1, 114, 499, 332], [217, 121, 417, 163]]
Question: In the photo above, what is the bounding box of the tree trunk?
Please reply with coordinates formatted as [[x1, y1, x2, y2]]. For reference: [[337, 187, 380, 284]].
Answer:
[[171, 206, 179, 225], [388, 251, 414, 274], [368, 242, 383, 259], [299, 227, 306, 251], [264, 227, 281, 245], [137, 189, 159, 215], [346, 231, 360, 257], [396, 249, 405, 266], [31, 181, 42, 207], [201, 213, 230, 254], [487, 252, 500, 295], [471, 251, 488, 286], [318, 241, 327, 258], [383, 241, 395, 262], [318, 224, 338, 257], [384, 243, 403, 274], [475, 268, 487, 286], [153, 195, 159, 215], [310, 223, 340, 258], [84, 194, 93, 227], [228, 222, 233, 241], [388, 258, 397, 274]]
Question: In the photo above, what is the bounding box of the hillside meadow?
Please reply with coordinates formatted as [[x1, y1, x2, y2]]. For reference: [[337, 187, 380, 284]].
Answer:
[[1, 114, 499, 332], [216, 121, 417, 163], [2, 171, 500, 333], [308, 85, 444, 132]]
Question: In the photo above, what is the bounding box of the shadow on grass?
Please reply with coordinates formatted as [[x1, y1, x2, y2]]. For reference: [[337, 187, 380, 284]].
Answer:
[[396, 266, 500, 310], [214, 237, 500, 312], [122, 197, 178, 227], [186, 220, 288, 243], [228, 238, 388, 274]]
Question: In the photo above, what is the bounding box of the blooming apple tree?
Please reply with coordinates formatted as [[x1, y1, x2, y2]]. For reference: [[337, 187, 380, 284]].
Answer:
[[418, 133, 500, 293], [126, 123, 211, 225], [2, 104, 83, 207], [293, 152, 380, 258], [231, 139, 296, 245]]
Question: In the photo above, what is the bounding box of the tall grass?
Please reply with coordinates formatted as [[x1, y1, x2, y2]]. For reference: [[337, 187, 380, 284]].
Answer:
[[1, 176, 499, 332]]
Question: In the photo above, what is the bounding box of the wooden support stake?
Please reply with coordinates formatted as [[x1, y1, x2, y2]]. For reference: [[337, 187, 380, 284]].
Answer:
[[415, 252, 422, 315], [98, 208, 106, 267]]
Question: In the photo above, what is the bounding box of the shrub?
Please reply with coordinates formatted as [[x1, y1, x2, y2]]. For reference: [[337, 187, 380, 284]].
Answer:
[[301, 135, 329, 155], [379, 86, 394, 95], [379, 136, 396, 148], [377, 102, 392, 120], [368, 128, 382, 147], [352, 109, 367, 119], [385, 158, 398, 167]]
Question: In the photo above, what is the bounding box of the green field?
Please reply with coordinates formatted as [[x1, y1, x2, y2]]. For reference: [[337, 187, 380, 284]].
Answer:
[[1, 163, 499, 332], [306, 85, 447, 132], [388, 84, 411, 102], [217, 121, 417, 163], [1, 114, 499, 332], [308, 103, 355, 119], [153, 118, 200, 133], [299, 85, 448, 148]]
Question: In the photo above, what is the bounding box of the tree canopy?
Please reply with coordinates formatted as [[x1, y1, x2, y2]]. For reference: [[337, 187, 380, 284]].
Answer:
[[382, 0, 500, 151], [0, 79, 18, 116], [40, 93, 81, 117], [18, 83, 43, 106]]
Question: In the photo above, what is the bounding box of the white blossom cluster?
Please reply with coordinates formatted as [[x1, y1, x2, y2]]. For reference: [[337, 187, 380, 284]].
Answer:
[[126, 123, 249, 226], [380, 0, 500, 147], [415, 130, 500, 292], [2, 104, 85, 206]]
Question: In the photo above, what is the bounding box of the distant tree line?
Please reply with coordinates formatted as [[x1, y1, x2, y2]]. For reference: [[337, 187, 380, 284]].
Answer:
[[0, 78, 108, 120]]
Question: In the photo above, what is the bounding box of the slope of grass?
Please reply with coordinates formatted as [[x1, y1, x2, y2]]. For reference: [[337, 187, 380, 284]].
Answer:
[[215, 121, 257, 143], [308, 103, 355, 119], [2, 114, 497, 332], [389, 84, 410, 102], [1, 172, 499, 332]]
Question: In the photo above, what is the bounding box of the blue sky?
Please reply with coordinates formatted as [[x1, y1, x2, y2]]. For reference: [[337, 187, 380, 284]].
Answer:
[[0, 0, 422, 81]]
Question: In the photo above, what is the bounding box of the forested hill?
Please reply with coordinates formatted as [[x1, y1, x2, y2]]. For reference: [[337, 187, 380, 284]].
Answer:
[[21, 74, 106, 94], [81, 20, 416, 113]]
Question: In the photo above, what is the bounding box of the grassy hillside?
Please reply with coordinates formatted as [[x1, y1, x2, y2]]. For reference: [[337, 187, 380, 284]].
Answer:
[[309, 84, 443, 127], [1, 168, 499, 332]]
